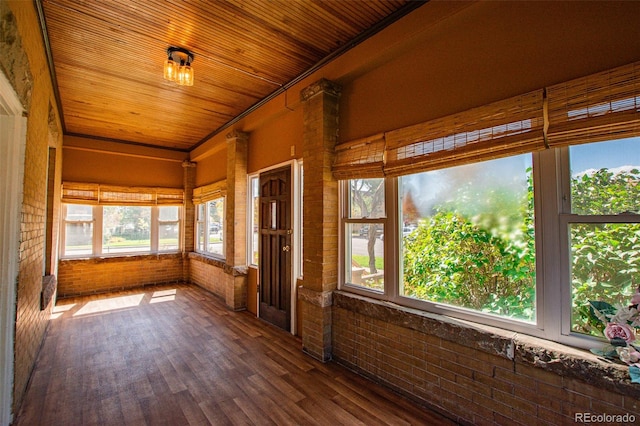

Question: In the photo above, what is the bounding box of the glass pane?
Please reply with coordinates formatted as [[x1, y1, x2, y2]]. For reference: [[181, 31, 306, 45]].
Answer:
[[345, 222, 384, 291], [197, 222, 205, 252], [159, 206, 179, 221], [349, 179, 385, 219], [103, 206, 151, 253], [65, 204, 92, 221], [64, 222, 93, 255], [208, 198, 224, 256], [159, 221, 179, 251], [570, 137, 640, 215], [400, 154, 536, 322], [570, 223, 640, 337]]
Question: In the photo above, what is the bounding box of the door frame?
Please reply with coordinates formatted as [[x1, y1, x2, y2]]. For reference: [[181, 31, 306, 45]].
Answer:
[[0, 70, 27, 425], [249, 159, 302, 334]]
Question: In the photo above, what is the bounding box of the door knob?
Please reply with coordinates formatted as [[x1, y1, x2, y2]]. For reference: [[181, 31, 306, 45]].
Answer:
[[282, 245, 290, 252]]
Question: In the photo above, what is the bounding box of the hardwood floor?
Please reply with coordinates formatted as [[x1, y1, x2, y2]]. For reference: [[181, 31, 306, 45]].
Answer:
[[14, 283, 455, 425]]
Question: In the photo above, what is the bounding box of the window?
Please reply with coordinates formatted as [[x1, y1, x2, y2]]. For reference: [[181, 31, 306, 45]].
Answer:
[[63, 204, 94, 256], [562, 138, 640, 340], [400, 154, 536, 322], [61, 205, 181, 257], [340, 137, 640, 348], [195, 197, 225, 258], [343, 178, 386, 292]]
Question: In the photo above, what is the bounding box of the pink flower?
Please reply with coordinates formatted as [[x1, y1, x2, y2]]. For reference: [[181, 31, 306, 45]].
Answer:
[[604, 322, 636, 343]]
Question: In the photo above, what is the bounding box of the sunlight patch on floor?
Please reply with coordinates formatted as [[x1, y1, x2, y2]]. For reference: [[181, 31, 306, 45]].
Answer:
[[51, 303, 76, 319], [150, 288, 177, 303], [73, 293, 145, 316]]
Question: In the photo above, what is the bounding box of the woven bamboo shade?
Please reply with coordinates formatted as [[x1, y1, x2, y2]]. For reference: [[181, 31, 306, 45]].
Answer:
[[192, 180, 226, 205], [333, 133, 385, 179], [62, 182, 184, 206], [384, 90, 546, 176], [547, 61, 640, 147]]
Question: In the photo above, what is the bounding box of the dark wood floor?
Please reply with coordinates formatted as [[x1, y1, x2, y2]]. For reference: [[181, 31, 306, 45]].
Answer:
[[14, 283, 455, 426]]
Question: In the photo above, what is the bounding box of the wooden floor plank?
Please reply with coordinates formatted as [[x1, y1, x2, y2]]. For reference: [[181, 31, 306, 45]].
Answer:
[[14, 283, 455, 426]]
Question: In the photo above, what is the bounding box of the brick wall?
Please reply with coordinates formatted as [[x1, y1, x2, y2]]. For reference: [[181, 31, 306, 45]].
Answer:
[[332, 291, 640, 425], [189, 254, 228, 299], [3, 0, 63, 415], [57, 254, 185, 297]]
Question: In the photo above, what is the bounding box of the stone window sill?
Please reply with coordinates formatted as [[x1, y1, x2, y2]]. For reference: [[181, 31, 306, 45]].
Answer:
[[333, 290, 640, 398], [188, 252, 247, 276], [59, 252, 184, 264]]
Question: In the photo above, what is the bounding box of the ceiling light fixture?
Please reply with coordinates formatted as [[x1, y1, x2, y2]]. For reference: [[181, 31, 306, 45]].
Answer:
[[164, 46, 194, 86]]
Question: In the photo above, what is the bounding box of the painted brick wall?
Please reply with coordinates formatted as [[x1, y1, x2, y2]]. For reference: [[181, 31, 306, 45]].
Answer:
[[189, 255, 227, 300], [332, 295, 640, 425], [3, 0, 63, 414], [57, 254, 185, 297]]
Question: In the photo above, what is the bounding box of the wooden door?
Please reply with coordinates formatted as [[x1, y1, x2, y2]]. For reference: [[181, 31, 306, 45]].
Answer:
[[259, 166, 292, 330]]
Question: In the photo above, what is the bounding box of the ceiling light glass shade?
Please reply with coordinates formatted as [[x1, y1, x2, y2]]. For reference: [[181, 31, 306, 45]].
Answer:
[[179, 63, 194, 86], [163, 58, 178, 81]]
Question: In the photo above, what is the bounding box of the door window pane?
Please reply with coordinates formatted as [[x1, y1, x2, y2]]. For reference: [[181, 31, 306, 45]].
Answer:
[[400, 154, 536, 322]]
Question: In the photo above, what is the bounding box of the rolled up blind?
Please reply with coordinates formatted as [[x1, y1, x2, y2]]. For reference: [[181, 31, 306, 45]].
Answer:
[[547, 61, 640, 147], [192, 180, 226, 205], [62, 182, 184, 206], [384, 89, 546, 176]]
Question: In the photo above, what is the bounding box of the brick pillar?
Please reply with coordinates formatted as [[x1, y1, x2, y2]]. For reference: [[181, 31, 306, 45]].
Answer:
[[224, 130, 248, 310], [182, 160, 196, 281], [299, 79, 341, 361]]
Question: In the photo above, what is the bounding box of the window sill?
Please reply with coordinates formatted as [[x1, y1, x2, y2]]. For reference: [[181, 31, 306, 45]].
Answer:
[[188, 252, 247, 276], [59, 252, 184, 263], [333, 290, 640, 398]]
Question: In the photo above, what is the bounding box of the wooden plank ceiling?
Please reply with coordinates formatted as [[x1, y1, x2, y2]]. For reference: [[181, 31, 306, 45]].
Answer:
[[39, 0, 419, 151]]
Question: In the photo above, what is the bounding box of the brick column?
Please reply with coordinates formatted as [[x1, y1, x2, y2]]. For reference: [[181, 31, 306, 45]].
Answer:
[[224, 130, 248, 310], [182, 160, 196, 281], [299, 79, 341, 361]]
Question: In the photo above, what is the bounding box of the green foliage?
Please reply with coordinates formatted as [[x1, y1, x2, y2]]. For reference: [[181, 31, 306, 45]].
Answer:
[[402, 165, 639, 328], [403, 211, 535, 321]]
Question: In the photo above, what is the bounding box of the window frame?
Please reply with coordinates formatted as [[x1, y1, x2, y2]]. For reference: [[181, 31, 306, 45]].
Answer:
[[60, 204, 182, 258], [339, 140, 640, 350], [194, 196, 226, 259]]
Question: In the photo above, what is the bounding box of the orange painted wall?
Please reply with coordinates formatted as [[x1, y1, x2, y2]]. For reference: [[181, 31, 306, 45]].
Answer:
[[62, 146, 184, 187], [338, 1, 640, 142], [195, 148, 227, 187], [247, 107, 302, 174]]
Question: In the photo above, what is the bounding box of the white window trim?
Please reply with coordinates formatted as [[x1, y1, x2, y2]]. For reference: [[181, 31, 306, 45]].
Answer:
[[340, 145, 640, 350], [60, 204, 182, 258], [194, 197, 226, 259]]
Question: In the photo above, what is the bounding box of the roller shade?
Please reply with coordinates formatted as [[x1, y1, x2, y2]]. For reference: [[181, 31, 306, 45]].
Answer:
[[547, 61, 640, 147], [192, 180, 226, 204], [62, 182, 184, 206]]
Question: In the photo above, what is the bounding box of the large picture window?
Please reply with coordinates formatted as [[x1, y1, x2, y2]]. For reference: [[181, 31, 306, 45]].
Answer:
[[400, 154, 536, 322], [61, 205, 181, 257]]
